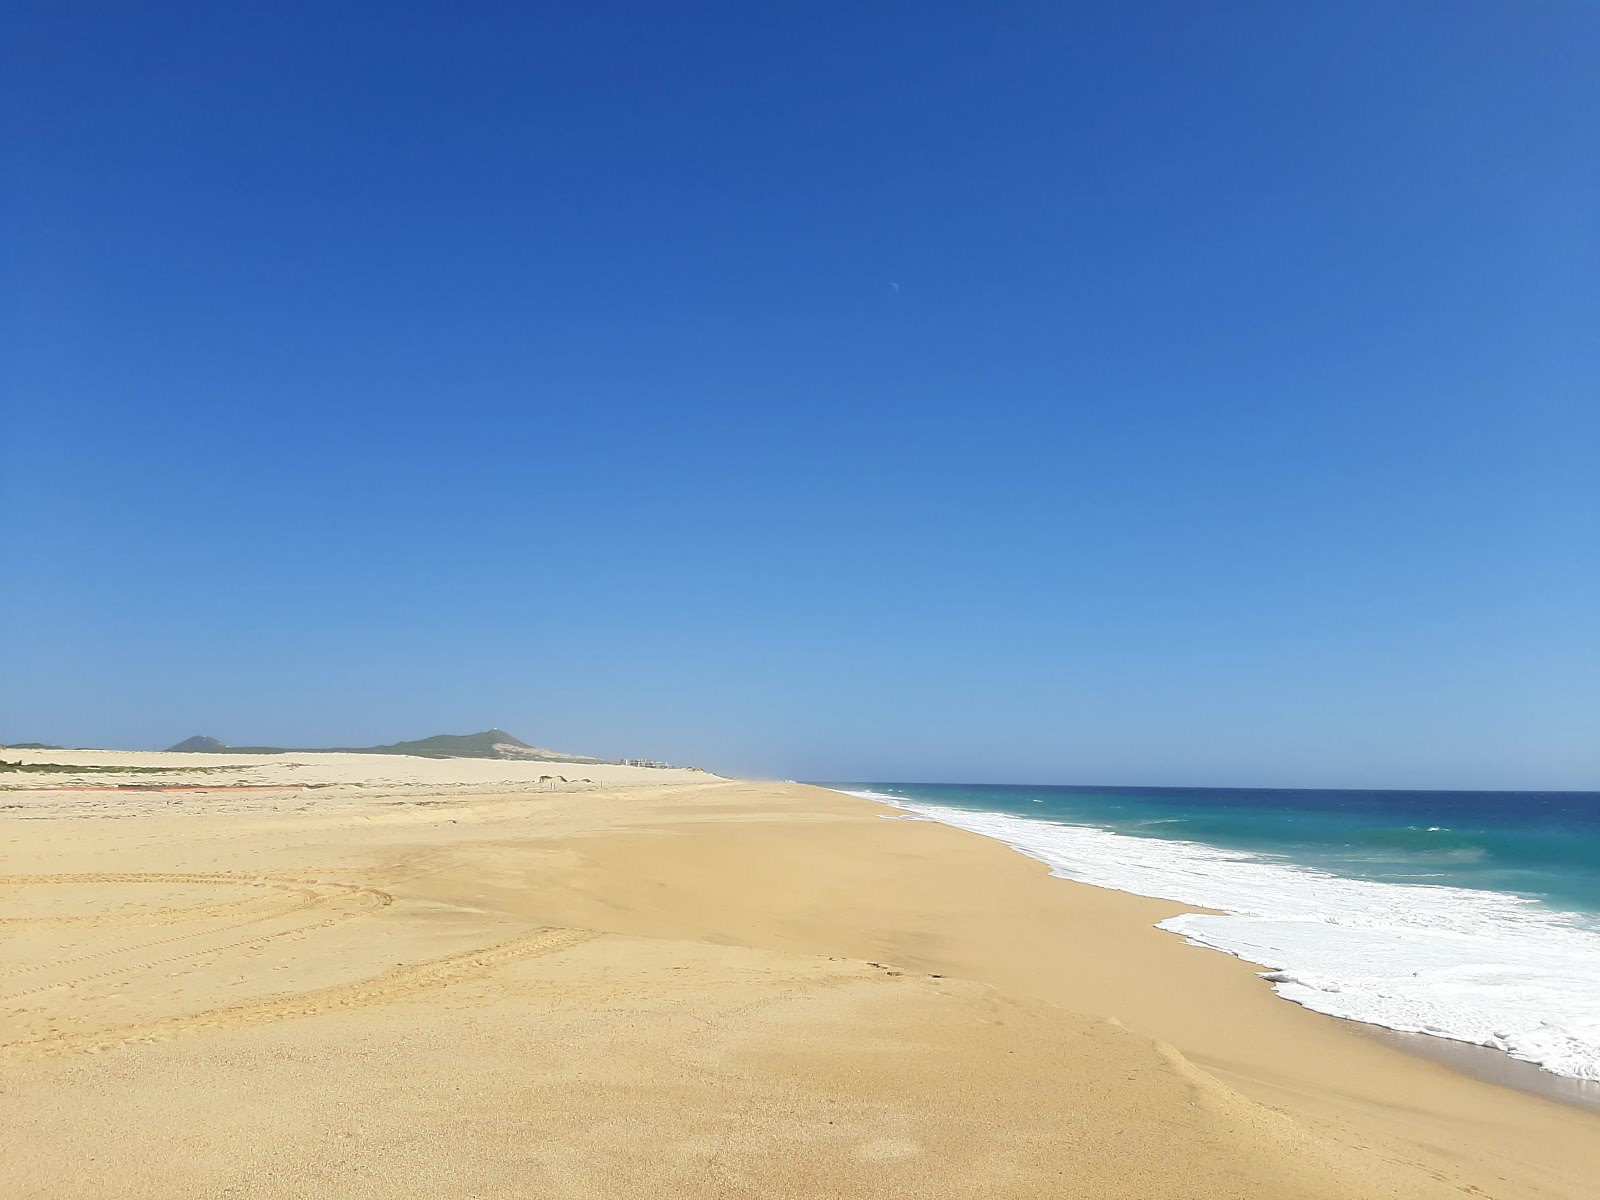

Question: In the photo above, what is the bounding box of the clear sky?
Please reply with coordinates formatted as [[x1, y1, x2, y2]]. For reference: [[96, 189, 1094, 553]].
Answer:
[[3, 3, 1596, 788]]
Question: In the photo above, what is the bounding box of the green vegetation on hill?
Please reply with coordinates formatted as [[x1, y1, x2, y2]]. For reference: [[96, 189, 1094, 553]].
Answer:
[[167, 735, 227, 752], [357, 729, 550, 759], [162, 729, 595, 762]]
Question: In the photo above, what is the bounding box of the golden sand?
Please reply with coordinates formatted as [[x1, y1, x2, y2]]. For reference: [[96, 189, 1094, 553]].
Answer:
[[2, 754, 1596, 1198]]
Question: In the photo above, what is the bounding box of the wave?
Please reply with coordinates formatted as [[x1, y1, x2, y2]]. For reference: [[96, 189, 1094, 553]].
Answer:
[[834, 789, 1600, 1080]]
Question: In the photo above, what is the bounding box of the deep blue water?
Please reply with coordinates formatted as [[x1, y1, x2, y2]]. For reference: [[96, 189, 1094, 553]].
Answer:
[[831, 783, 1600, 914]]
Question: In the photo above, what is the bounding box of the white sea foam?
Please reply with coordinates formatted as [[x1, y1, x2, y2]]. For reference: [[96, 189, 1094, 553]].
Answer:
[[835, 789, 1600, 1080]]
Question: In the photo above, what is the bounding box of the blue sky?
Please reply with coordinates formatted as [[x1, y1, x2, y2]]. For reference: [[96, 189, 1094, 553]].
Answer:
[[4, 3, 1597, 787]]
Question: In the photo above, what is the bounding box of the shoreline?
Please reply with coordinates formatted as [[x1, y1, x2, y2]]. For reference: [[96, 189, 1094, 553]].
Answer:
[[1356, 1026, 1600, 1115], [4, 761, 1598, 1198], [823, 784, 1600, 1111]]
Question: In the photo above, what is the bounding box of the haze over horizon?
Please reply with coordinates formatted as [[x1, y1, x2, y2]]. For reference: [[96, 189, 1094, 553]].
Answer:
[[4, 3, 1597, 790]]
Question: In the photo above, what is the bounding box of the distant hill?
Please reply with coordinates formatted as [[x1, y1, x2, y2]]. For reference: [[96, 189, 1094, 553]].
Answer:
[[358, 729, 596, 762], [163, 729, 596, 763], [3, 742, 63, 750], [167, 735, 228, 752]]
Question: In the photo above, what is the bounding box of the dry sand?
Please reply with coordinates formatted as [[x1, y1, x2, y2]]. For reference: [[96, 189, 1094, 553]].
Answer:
[[2, 751, 1596, 1198]]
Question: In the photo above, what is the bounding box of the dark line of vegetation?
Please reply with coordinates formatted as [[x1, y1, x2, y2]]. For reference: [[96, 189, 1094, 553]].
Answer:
[[0, 762, 251, 774]]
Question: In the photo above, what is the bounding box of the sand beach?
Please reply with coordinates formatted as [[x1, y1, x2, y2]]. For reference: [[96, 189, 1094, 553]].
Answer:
[[3, 750, 1596, 1198]]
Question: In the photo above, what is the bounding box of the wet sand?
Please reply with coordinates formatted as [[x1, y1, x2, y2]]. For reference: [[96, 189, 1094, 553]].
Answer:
[[1357, 1026, 1600, 1115]]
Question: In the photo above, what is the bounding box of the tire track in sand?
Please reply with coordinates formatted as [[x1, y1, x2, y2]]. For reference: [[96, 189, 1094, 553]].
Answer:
[[5, 926, 599, 1059], [0, 873, 393, 984], [0, 873, 323, 927]]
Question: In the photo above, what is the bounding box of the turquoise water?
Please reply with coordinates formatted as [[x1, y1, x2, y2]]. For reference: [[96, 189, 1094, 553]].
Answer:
[[825, 782, 1600, 1079], [839, 784, 1600, 913]]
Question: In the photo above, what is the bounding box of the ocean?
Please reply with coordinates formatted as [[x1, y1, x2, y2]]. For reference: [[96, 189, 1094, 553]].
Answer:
[[824, 782, 1600, 1081]]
